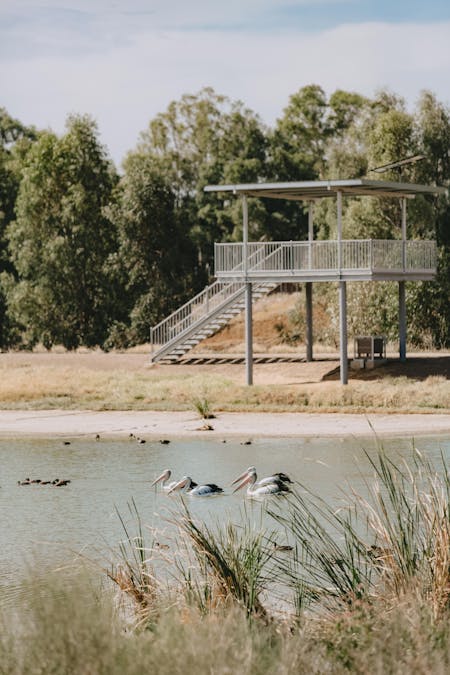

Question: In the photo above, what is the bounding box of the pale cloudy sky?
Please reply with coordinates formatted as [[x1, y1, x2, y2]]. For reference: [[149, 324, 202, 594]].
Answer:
[[1, 0, 450, 167]]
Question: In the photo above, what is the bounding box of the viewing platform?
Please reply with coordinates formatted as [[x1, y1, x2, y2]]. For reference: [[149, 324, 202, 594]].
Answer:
[[151, 178, 446, 385], [214, 239, 437, 282]]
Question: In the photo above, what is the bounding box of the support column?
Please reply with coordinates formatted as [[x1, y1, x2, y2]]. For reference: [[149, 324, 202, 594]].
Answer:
[[399, 281, 406, 362], [399, 197, 407, 362], [305, 283, 313, 362], [242, 195, 253, 385], [337, 191, 347, 384], [245, 282, 253, 385], [339, 281, 348, 385], [306, 201, 314, 362]]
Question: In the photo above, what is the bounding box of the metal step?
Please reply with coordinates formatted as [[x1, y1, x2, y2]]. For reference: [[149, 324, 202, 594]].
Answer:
[[151, 279, 280, 363]]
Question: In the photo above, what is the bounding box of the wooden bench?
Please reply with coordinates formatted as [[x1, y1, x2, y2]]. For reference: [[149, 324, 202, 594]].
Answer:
[[354, 336, 386, 360]]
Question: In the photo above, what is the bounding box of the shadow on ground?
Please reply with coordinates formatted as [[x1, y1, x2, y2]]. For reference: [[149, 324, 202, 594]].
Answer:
[[323, 357, 450, 382]]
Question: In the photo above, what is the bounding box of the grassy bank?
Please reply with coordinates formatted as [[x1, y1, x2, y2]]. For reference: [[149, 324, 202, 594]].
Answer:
[[0, 359, 449, 412], [2, 575, 450, 674]]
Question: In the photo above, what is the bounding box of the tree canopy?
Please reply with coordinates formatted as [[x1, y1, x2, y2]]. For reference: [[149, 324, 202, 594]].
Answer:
[[0, 85, 449, 351]]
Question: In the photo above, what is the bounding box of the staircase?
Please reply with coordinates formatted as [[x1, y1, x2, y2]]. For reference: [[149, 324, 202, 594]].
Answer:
[[150, 279, 278, 364]]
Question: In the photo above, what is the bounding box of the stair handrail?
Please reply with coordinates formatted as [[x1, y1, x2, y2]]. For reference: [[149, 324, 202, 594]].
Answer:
[[150, 244, 282, 357]]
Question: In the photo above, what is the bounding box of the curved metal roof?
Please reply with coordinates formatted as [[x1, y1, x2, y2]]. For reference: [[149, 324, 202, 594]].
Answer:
[[204, 179, 447, 201]]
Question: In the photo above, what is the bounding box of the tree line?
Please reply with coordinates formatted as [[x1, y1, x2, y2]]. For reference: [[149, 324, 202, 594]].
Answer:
[[0, 85, 449, 351]]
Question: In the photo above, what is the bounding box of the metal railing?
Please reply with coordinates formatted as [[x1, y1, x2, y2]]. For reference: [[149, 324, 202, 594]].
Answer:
[[215, 240, 437, 275], [151, 243, 286, 356], [150, 280, 245, 353]]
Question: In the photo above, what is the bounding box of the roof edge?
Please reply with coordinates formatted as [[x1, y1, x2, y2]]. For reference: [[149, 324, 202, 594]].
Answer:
[[204, 179, 447, 198]]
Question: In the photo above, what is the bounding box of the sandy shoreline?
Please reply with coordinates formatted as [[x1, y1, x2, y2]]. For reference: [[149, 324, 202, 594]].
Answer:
[[0, 410, 450, 439]]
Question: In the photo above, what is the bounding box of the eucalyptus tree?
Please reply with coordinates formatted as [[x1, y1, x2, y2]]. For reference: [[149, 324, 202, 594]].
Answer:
[[267, 85, 370, 240], [106, 153, 197, 345], [408, 91, 450, 347], [135, 87, 268, 273], [0, 108, 37, 347], [6, 114, 118, 349]]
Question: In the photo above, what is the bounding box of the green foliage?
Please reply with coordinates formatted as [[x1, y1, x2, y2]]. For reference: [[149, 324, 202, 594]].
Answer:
[[0, 109, 37, 348], [192, 392, 216, 419], [174, 504, 274, 619], [136, 87, 268, 258], [107, 153, 199, 345], [0, 83, 448, 350], [6, 114, 118, 349], [278, 282, 400, 348]]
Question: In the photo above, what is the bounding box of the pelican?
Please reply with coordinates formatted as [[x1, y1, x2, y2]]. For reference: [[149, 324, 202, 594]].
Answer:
[[233, 468, 290, 498], [231, 466, 292, 489], [151, 469, 198, 492], [168, 476, 223, 497]]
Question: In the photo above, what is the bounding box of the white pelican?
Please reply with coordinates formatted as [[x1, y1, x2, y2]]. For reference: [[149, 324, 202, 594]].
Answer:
[[168, 476, 223, 497], [231, 466, 293, 489], [233, 468, 291, 498], [151, 469, 198, 492]]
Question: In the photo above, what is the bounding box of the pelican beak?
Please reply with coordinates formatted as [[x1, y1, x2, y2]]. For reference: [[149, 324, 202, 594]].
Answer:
[[151, 470, 169, 487], [233, 473, 252, 493], [231, 469, 251, 486], [167, 477, 187, 494]]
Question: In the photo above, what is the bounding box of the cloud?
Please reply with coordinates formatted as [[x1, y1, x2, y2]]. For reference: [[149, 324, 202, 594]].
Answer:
[[1, 19, 449, 167]]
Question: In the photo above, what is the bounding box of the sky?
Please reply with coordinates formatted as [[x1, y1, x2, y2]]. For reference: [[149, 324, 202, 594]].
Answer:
[[1, 0, 450, 167]]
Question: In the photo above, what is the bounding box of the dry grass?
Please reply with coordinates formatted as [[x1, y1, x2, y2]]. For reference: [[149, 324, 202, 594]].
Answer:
[[0, 356, 449, 412], [3, 568, 450, 675], [1, 291, 449, 413]]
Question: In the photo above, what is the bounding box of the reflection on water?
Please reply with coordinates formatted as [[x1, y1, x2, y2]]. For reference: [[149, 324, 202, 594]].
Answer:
[[1, 433, 449, 604]]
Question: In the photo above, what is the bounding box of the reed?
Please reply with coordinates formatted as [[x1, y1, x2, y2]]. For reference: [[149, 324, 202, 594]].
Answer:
[[268, 444, 450, 621], [107, 498, 161, 627], [172, 502, 276, 619]]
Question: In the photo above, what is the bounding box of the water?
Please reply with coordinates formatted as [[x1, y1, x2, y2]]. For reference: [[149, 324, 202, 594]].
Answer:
[[1, 434, 450, 604]]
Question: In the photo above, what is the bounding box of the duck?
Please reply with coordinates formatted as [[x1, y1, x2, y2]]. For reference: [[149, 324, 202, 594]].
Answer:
[[272, 541, 294, 552]]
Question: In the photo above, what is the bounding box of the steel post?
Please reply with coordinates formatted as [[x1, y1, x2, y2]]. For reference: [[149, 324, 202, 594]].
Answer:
[[242, 195, 253, 385], [399, 280, 406, 362], [245, 282, 253, 385], [339, 281, 348, 384], [306, 282, 313, 361]]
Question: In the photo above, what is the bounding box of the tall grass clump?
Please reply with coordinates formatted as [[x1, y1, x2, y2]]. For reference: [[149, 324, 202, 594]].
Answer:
[[191, 391, 216, 419], [268, 445, 450, 622], [107, 499, 161, 627], [172, 502, 276, 619]]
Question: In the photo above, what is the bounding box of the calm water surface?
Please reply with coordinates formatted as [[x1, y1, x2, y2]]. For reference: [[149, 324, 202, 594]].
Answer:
[[1, 433, 450, 604]]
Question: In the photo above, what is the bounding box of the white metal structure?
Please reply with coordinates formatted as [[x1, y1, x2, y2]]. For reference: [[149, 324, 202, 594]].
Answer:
[[203, 179, 447, 385], [150, 278, 277, 364], [214, 239, 436, 281], [150, 179, 446, 383]]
